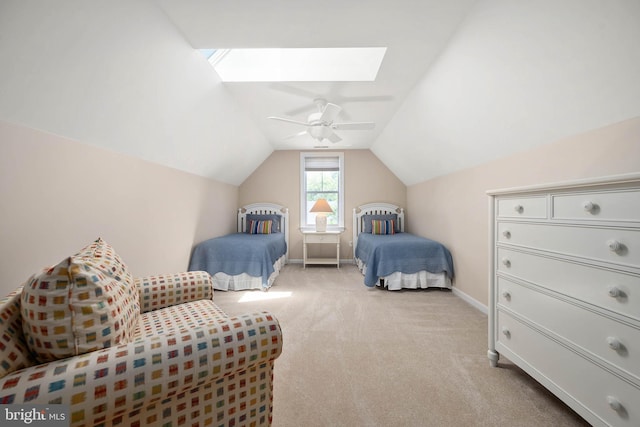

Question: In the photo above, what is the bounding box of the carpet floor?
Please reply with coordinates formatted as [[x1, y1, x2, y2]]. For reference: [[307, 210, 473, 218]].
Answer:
[[212, 264, 590, 427]]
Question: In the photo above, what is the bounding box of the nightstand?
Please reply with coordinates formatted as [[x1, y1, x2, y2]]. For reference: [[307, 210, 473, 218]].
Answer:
[[301, 230, 342, 268]]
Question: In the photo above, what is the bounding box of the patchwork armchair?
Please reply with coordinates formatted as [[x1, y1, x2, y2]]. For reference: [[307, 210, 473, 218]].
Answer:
[[0, 238, 283, 426]]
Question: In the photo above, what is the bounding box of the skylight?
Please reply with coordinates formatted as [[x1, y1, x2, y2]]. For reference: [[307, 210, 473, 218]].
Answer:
[[200, 47, 387, 82]]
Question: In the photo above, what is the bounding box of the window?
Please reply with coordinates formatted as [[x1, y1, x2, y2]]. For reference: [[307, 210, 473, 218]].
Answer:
[[300, 152, 344, 230]]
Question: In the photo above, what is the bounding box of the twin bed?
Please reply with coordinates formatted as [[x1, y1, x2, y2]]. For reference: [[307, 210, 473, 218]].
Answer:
[[353, 203, 454, 291], [189, 201, 453, 292], [188, 203, 289, 291]]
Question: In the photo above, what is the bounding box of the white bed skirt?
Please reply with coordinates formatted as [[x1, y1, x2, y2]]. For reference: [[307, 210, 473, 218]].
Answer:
[[355, 258, 452, 291], [211, 256, 286, 291]]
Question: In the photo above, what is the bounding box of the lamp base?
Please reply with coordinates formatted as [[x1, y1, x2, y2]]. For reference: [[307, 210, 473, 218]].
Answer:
[[315, 215, 327, 232]]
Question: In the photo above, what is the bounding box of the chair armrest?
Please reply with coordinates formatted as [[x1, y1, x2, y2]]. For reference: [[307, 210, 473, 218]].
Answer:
[[0, 311, 282, 425], [136, 270, 213, 313]]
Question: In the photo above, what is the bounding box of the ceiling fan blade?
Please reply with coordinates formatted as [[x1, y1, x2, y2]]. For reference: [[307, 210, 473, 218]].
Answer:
[[338, 94, 395, 103], [332, 122, 376, 130], [283, 130, 308, 140], [285, 103, 317, 116], [320, 103, 341, 123], [327, 131, 342, 143], [268, 116, 309, 126]]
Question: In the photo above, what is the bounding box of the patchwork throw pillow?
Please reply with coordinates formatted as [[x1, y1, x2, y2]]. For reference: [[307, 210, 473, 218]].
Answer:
[[21, 238, 141, 362], [0, 288, 37, 379], [371, 219, 396, 235], [248, 219, 273, 234]]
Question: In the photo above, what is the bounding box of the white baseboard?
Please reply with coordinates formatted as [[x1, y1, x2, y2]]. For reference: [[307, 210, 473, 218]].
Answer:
[[452, 287, 488, 315]]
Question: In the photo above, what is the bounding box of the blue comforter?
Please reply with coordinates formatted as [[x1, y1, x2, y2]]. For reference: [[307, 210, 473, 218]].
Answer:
[[355, 233, 454, 287], [188, 233, 287, 286]]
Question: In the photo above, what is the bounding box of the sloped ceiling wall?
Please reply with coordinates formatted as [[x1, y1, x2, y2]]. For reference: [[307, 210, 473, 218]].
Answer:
[[374, 0, 640, 185], [0, 1, 270, 186], [1, 1, 639, 187]]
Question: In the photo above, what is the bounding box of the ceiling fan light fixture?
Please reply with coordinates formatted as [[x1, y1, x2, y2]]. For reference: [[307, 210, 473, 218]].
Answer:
[[308, 126, 332, 139], [269, 99, 373, 144]]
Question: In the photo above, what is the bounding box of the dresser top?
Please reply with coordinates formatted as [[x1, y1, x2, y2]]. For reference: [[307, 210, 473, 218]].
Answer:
[[487, 172, 640, 196]]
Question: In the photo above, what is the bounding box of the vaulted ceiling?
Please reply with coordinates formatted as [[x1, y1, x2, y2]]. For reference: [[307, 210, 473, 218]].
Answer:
[[1, 0, 639, 186]]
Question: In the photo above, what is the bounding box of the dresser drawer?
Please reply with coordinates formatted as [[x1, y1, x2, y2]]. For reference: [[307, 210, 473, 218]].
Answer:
[[497, 248, 639, 321], [497, 310, 640, 427], [497, 196, 547, 219], [497, 222, 640, 269], [305, 233, 340, 244], [552, 189, 640, 223], [498, 277, 640, 380]]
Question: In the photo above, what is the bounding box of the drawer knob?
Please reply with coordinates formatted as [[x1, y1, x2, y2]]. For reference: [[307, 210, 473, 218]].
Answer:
[[607, 336, 622, 351], [582, 201, 596, 212], [607, 396, 623, 412], [502, 327, 511, 338], [501, 291, 511, 300], [502, 230, 511, 238], [513, 204, 524, 213], [607, 239, 622, 253], [501, 258, 511, 268], [608, 285, 621, 298]]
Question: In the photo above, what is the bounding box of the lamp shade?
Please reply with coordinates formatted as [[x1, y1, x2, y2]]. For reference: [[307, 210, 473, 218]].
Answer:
[[310, 198, 333, 213]]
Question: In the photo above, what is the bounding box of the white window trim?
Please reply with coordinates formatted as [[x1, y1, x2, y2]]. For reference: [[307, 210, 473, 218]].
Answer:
[[300, 152, 345, 231]]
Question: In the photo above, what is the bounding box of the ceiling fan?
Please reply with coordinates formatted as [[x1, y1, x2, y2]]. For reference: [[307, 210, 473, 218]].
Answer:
[[268, 99, 375, 143], [268, 83, 395, 118]]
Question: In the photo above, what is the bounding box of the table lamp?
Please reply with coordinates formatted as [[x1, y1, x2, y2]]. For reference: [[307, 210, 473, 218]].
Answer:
[[310, 199, 333, 232]]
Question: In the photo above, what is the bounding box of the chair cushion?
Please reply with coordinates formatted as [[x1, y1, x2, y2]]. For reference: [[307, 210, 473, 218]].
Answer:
[[137, 299, 228, 339], [21, 238, 140, 362]]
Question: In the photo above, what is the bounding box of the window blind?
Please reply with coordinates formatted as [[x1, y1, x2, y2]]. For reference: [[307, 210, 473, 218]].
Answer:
[[304, 156, 340, 171]]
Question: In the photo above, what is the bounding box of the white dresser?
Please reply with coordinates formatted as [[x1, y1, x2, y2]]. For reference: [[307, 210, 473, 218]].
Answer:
[[487, 173, 640, 427]]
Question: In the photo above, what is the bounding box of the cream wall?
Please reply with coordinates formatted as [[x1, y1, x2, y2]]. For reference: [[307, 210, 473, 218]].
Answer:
[[0, 120, 238, 295], [407, 117, 640, 309], [239, 149, 406, 261], [8, 115, 634, 303], [0, 1, 271, 186]]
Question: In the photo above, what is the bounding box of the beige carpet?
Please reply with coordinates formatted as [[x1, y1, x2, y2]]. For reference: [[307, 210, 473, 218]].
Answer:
[[213, 264, 590, 427]]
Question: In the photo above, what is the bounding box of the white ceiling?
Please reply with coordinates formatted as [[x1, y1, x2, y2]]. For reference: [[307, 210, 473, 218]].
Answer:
[[158, 0, 476, 154], [1, 0, 639, 186]]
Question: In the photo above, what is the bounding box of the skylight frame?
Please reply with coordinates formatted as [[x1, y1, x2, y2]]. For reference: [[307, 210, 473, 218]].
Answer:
[[201, 47, 387, 82]]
